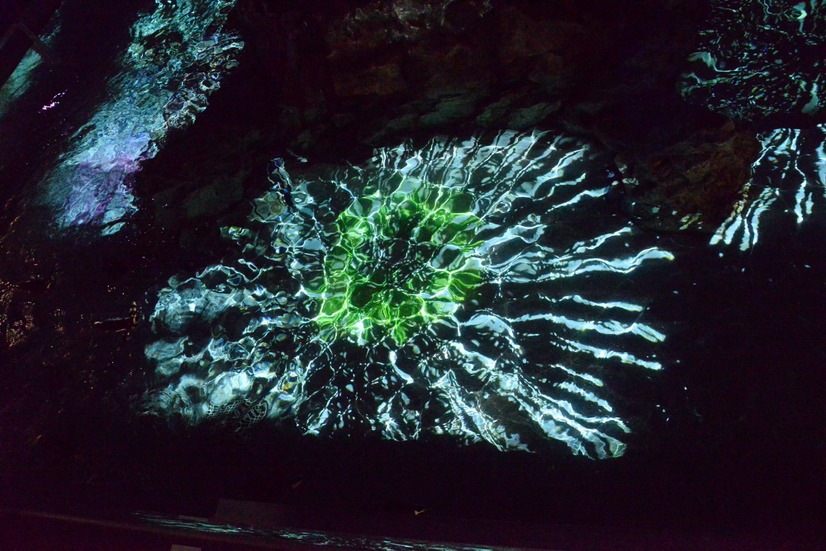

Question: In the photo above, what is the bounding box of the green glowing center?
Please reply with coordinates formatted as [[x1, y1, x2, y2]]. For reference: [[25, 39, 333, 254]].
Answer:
[[307, 177, 483, 345]]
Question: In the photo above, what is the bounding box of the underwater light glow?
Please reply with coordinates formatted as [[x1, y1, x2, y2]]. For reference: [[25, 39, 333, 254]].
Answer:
[[38, 0, 242, 235], [144, 132, 674, 458]]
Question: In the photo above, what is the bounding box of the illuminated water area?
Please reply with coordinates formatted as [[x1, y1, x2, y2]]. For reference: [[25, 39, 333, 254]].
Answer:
[[712, 125, 826, 250], [310, 177, 483, 346], [1, 3, 825, 537], [34, 0, 242, 236], [144, 132, 674, 458], [681, 0, 826, 121], [682, 1, 826, 250]]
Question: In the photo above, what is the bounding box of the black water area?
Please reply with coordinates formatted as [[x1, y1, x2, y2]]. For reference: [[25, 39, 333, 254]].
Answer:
[[0, 1, 824, 546]]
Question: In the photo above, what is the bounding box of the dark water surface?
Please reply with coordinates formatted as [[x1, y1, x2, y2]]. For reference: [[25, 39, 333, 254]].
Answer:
[[1, 0, 824, 545]]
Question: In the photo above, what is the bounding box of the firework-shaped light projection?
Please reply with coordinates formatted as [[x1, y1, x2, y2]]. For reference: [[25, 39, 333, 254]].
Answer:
[[39, 0, 243, 236], [144, 132, 674, 458]]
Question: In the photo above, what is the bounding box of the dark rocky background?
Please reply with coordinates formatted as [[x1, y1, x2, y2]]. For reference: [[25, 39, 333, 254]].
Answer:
[[1, 0, 824, 547]]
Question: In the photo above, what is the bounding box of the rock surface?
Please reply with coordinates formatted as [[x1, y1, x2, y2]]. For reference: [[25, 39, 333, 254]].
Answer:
[[137, 0, 760, 240], [618, 120, 761, 232]]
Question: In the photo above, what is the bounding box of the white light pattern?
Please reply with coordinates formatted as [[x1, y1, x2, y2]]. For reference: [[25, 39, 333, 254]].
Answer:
[[144, 132, 674, 458], [680, 0, 826, 121], [711, 125, 826, 250], [37, 0, 243, 235]]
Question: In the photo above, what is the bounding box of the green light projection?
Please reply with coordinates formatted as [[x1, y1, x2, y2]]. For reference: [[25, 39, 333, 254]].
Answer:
[[144, 132, 675, 459], [309, 177, 482, 346]]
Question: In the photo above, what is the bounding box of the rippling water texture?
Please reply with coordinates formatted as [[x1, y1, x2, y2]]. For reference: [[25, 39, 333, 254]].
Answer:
[[712, 125, 826, 250], [681, 2, 826, 250], [681, 0, 825, 121], [139, 512, 497, 551], [145, 132, 674, 458], [37, 0, 242, 235]]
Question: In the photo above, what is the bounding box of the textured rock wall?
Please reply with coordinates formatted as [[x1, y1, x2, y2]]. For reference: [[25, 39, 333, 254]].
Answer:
[[139, 0, 759, 239], [234, 0, 704, 149]]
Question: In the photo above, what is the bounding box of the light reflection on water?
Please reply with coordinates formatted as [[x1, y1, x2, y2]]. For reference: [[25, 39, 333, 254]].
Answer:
[[680, 0, 825, 122], [680, 1, 826, 251], [144, 131, 674, 459], [712, 125, 826, 251], [33, 0, 243, 235], [137, 512, 499, 551]]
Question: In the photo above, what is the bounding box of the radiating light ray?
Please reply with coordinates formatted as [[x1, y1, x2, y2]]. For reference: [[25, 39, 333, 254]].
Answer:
[[711, 125, 826, 250], [144, 131, 673, 458], [680, 0, 826, 121]]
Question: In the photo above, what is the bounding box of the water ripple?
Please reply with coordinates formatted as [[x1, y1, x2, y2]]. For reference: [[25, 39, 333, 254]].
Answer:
[[681, 0, 826, 121], [712, 125, 826, 250], [39, 0, 243, 235], [144, 131, 674, 458]]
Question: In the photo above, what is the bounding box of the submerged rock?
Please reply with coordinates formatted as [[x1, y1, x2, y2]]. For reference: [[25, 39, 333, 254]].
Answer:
[[618, 120, 761, 232], [137, 0, 758, 246]]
